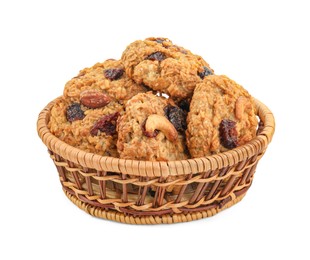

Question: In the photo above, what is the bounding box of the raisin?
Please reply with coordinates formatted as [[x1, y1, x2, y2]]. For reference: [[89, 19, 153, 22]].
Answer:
[[104, 68, 124, 80], [178, 99, 190, 112], [198, 66, 213, 79], [90, 112, 120, 136], [141, 119, 159, 138], [219, 119, 238, 149], [155, 38, 165, 44], [164, 104, 187, 132], [66, 103, 85, 122], [146, 52, 167, 61]]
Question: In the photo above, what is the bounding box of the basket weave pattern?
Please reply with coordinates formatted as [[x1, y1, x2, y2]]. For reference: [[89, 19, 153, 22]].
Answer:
[[37, 97, 274, 224]]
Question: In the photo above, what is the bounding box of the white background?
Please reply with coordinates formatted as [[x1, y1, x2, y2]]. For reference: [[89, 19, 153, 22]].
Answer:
[[0, 0, 309, 259]]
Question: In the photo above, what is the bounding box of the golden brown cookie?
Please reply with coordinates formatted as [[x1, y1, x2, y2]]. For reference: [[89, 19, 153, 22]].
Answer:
[[63, 59, 147, 103], [117, 92, 188, 161], [186, 75, 258, 157], [49, 97, 123, 157], [121, 37, 213, 100]]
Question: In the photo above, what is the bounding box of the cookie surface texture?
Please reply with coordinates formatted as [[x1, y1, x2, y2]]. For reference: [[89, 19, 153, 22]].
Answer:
[[49, 98, 123, 157], [186, 75, 258, 157], [117, 92, 188, 161], [63, 59, 147, 103], [121, 37, 213, 100]]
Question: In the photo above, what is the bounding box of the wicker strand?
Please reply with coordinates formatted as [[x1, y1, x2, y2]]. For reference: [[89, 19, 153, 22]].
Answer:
[[37, 97, 275, 224], [64, 189, 246, 224]]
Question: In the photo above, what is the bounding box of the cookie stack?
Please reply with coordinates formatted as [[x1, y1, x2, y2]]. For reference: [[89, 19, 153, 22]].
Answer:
[[49, 37, 258, 161]]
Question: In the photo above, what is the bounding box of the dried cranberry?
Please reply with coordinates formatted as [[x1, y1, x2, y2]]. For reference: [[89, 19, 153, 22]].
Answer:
[[104, 68, 124, 80], [198, 66, 213, 79], [141, 119, 159, 138], [219, 119, 238, 149], [66, 103, 85, 122], [164, 104, 187, 132], [146, 52, 167, 61], [90, 112, 120, 136]]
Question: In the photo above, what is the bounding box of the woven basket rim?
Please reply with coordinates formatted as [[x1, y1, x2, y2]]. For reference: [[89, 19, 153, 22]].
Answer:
[[37, 96, 275, 177]]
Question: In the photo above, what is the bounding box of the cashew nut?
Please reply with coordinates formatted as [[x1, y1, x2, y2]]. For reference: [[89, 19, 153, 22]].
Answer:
[[145, 114, 178, 142], [235, 96, 252, 120]]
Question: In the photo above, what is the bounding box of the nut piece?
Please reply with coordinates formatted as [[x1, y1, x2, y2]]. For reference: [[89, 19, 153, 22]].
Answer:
[[235, 96, 251, 120], [141, 119, 159, 138], [80, 90, 111, 109], [144, 114, 178, 142]]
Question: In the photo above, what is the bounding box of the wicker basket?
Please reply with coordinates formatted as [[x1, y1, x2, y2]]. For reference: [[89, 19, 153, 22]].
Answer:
[[37, 97, 275, 224]]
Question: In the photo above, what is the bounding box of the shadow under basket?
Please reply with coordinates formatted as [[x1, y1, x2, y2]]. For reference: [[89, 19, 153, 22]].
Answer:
[[37, 97, 275, 224]]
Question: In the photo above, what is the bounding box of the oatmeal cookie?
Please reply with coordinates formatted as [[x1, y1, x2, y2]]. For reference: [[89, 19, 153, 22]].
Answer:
[[63, 59, 147, 103], [121, 37, 213, 100], [49, 97, 123, 157], [117, 92, 188, 161], [186, 75, 258, 157]]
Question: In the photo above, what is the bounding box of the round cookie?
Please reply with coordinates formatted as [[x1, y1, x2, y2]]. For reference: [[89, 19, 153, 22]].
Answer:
[[186, 75, 258, 157], [63, 59, 147, 103], [121, 37, 213, 100], [117, 92, 188, 161], [49, 97, 123, 157]]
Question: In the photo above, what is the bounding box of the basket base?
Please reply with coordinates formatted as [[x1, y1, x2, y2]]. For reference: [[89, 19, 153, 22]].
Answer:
[[63, 189, 246, 224]]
